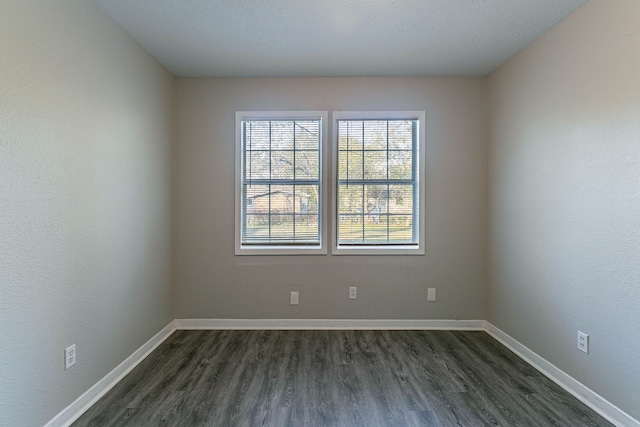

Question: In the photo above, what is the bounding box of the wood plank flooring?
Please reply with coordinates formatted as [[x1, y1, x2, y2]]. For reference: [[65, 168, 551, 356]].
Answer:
[[72, 330, 613, 426]]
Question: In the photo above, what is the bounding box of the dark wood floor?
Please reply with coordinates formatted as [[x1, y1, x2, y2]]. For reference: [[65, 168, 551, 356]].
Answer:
[[72, 330, 612, 427]]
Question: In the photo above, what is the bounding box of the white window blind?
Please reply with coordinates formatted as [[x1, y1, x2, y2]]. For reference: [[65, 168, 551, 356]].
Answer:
[[239, 117, 322, 247], [336, 118, 420, 247]]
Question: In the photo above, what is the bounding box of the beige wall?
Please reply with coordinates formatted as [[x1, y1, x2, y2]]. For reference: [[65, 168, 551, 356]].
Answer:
[[174, 77, 487, 320], [488, 0, 640, 420], [0, 1, 175, 426]]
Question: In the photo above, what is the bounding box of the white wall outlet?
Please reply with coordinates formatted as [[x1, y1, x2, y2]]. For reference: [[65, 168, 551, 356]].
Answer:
[[349, 286, 357, 299], [65, 344, 76, 370], [427, 288, 436, 302], [290, 291, 299, 305], [577, 331, 589, 354]]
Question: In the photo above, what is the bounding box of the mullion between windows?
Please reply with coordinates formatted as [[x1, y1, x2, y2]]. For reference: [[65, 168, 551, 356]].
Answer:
[[268, 121, 272, 242], [386, 121, 390, 242], [361, 122, 365, 241]]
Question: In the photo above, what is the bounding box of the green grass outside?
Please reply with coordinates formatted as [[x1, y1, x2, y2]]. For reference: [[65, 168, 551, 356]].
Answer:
[[245, 222, 413, 241]]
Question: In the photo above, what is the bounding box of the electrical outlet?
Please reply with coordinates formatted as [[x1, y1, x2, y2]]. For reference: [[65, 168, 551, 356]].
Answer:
[[349, 286, 357, 299], [427, 288, 436, 302], [290, 291, 299, 305], [577, 331, 589, 354], [65, 344, 76, 370]]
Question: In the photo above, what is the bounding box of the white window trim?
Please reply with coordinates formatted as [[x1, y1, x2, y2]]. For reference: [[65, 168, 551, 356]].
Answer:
[[331, 111, 426, 256], [235, 111, 329, 255]]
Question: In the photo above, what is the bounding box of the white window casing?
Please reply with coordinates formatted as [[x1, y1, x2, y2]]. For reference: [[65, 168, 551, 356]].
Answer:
[[235, 111, 328, 255], [332, 111, 426, 255]]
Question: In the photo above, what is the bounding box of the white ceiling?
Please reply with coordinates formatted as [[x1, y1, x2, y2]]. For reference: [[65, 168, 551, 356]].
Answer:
[[93, 0, 587, 78]]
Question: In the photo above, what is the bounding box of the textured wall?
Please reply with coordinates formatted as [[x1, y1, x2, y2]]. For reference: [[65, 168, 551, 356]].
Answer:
[[0, 1, 174, 426], [173, 77, 487, 321], [488, 0, 640, 420]]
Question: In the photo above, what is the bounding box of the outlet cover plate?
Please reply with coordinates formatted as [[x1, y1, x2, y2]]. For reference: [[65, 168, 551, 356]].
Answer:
[[427, 288, 436, 302], [65, 344, 76, 370], [290, 291, 299, 305], [577, 331, 589, 354], [349, 286, 357, 299]]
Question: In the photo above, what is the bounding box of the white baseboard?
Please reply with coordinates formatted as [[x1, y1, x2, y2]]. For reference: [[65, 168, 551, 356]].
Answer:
[[45, 321, 177, 427], [485, 322, 639, 427], [175, 318, 486, 330]]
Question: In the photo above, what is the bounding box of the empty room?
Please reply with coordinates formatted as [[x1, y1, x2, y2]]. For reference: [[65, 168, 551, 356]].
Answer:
[[1, 0, 638, 426]]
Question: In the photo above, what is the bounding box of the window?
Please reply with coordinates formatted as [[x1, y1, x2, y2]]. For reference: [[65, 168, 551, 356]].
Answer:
[[235, 110, 423, 256], [333, 111, 425, 255], [235, 111, 327, 255]]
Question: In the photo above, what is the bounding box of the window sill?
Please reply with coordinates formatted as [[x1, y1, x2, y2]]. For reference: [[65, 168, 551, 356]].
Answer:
[[332, 245, 424, 256], [235, 245, 327, 256]]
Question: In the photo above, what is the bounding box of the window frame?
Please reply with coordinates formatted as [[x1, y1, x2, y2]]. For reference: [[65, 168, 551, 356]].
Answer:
[[331, 111, 426, 255], [235, 111, 329, 255]]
